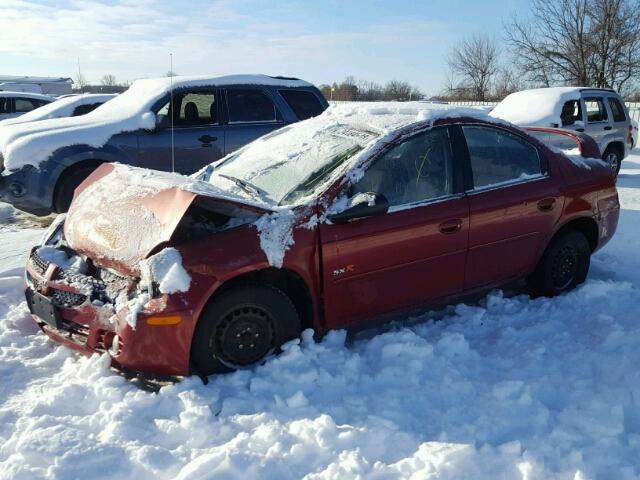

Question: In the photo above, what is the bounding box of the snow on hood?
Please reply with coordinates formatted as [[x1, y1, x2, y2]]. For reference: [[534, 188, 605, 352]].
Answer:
[[0, 74, 311, 172], [64, 163, 271, 274], [0, 94, 116, 127], [489, 87, 582, 126]]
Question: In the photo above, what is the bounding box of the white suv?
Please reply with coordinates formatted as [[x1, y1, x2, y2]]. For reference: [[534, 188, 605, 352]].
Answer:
[[491, 87, 630, 173]]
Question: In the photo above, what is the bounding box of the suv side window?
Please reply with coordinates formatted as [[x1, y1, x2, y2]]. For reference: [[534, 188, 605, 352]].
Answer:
[[584, 97, 608, 123], [0, 97, 9, 113], [608, 97, 627, 122], [462, 126, 545, 190], [15, 98, 39, 113], [561, 100, 582, 126], [279, 89, 324, 120], [227, 89, 279, 123], [353, 127, 454, 207], [156, 91, 218, 127], [72, 103, 101, 116]]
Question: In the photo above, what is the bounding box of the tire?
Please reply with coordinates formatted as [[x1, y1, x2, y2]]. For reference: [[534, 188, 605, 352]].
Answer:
[[602, 145, 622, 175], [53, 166, 97, 213], [526, 231, 591, 297], [191, 285, 301, 375]]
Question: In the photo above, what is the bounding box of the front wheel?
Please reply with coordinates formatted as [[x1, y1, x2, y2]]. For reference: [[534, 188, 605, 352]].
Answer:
[[191, 285, 301, 375], [526, 231, 591, 297], [53, 166, 97, 213]]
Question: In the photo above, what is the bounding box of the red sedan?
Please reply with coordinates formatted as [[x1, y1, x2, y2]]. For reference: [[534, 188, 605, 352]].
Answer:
[[24, 106, 620, 377]]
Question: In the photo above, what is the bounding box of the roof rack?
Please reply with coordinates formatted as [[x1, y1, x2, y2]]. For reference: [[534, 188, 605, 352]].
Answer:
[[578, 87, 616, 93]]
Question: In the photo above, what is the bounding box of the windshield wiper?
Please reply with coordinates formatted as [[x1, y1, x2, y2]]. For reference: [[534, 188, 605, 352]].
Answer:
[[218, 174, 273, 203]]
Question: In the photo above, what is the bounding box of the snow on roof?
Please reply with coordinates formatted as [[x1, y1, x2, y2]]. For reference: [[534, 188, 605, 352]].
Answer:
[[0, 75, 313, 172], [0, 75, 73, 83], [0, 94, 116, 127], [0, 91, 55, 100], [489, 87, 584, 126]]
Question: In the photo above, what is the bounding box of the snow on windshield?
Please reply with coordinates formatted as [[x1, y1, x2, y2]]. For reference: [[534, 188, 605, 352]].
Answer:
[[211, 121, 378, 204]]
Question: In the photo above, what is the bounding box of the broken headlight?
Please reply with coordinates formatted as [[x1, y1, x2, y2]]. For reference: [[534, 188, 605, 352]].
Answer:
[[41, 213, 66, 246]]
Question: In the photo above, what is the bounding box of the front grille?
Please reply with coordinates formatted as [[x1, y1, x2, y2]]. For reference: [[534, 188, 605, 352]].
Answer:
[[51, 288, 87, 308], [30, 250, 48, 275]]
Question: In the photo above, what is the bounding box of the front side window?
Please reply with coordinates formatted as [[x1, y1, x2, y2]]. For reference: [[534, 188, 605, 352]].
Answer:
[[227, 89, 279, 123], [608, 98, 626, 122], [15, 98, 38, 113], [72, 103, 102, 116], [462, 126, 544, 190], [156, 91, 218, 127], [560, 100, 582, 126], [353, 128, 454, 207], [279, 90, 324, 120], [584, 97, 608, 123], [0, 97, 8, 113]]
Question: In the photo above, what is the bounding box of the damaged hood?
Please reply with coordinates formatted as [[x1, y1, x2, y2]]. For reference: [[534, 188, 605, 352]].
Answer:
[[64, 163, 272, 275]]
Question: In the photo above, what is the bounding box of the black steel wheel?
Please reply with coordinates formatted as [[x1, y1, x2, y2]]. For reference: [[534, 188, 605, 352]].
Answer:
[[527, 230, 591, 297], [191, 284, 300, 375]]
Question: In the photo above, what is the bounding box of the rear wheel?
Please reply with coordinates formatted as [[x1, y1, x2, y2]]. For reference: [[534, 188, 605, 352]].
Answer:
[[602, 145, 622, 175], [526, 231, 591, 297], [53, 166, 97, 213], [191, 285, 301, 375]]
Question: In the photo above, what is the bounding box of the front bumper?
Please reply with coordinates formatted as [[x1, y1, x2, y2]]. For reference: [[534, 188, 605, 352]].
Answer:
[[25, 247, 195, 376], [0, 168, 53, 216]]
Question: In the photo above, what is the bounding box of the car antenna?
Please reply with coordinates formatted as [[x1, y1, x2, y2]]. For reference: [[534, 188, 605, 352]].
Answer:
[[169, 53, 175, 173]]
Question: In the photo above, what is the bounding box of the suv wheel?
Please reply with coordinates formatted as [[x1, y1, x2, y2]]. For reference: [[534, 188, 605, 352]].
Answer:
[[191, 285, 301, 375], [602, 146, 622, 175], [526, 230, 591, 297]]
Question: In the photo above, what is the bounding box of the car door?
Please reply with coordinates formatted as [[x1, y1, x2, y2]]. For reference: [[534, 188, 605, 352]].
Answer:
[[460, 125, 564, 289], [137, 89, 225, 174], [606, 95, 629, 142], [319, 126, 469, 329], [582, 95, 611, 147], [223, 88, 286, 155]]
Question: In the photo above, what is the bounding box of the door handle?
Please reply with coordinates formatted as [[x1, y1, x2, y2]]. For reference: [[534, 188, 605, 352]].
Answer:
[[198, 135, 218, 143], [439, 219, 462, 234], [604, 126, 612, 131], [575, 128, 585, 132], [537, 198, 555, 212]]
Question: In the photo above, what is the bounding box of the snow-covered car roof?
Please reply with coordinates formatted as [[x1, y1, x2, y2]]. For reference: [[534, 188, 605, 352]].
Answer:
[[0, 91, 54, 101], [0, 74, 313, 172], [0, 94, 117, 126], [489, 87, 617, 127]]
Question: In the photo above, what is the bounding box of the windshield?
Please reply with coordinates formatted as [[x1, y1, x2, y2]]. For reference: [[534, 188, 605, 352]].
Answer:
[[206, 122, 378, 204]]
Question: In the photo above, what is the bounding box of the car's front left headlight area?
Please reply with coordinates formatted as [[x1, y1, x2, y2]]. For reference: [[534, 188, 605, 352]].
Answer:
[[41, 213, 66, 246]]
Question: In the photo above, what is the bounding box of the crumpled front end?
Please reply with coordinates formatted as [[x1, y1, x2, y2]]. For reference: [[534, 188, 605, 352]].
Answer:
[[24, 233, 196, 376]]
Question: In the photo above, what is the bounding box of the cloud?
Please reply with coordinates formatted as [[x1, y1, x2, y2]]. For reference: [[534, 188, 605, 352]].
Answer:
[[0, 0, 451, 92]]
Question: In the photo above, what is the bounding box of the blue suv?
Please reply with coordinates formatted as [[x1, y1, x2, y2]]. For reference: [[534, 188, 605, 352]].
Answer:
[[0, 75, 328, 215]]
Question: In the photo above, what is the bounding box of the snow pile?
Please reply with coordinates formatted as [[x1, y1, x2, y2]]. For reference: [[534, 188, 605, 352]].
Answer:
[[0, 74, 310, 172], [0, 94, 116, 127], [35, 245, 85, 272], [490, 87, 582, 126], [140, 248, 191, 295]]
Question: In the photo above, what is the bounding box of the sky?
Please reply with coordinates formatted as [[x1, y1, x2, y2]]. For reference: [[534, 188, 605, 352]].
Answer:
[[0, 0, 530, 96]]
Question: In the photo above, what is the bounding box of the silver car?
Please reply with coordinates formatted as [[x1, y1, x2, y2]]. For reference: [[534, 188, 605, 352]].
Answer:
[[491, 87, 630, 173]]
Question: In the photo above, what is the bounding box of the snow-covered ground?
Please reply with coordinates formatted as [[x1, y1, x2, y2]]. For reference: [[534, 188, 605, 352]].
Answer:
[[1, 155, 640, 479]]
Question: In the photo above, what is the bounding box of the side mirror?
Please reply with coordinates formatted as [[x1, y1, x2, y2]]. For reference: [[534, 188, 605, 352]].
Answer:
[[327, 193, 389, 224]]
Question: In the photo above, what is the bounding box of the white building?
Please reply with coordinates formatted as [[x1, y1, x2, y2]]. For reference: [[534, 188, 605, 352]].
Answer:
[[0, 76, 73, 96]]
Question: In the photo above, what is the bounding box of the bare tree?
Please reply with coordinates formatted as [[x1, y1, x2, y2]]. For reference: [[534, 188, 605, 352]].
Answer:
[[505, 0, 640, 91], [74, 71, 87, 93], [493, 65, 524, 99], [101, 74, 117, 87], [384, 80, 422, 101], [447, 34, 500, 101]]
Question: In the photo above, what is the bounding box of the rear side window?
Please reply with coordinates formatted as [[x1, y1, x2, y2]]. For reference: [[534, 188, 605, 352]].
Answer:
[[608, 97, 626, 122], [15, 98, 39, 113], [227, 89, 279, 123], [72, 103, 102, 116], [560, 100, 582, 126], [279, 90, 324, 120], [462, 126, 544, 190], [584, 97, 608, 123]]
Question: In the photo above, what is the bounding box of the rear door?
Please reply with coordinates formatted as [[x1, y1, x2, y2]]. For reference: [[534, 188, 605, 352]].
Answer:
[[319, 126, 469, 329], [223, 88, 286, 154], [582, 96, 611, 146], [606, 95, 629, 143], [460, 125, 563, 289], [138, 89, 225, 174]]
